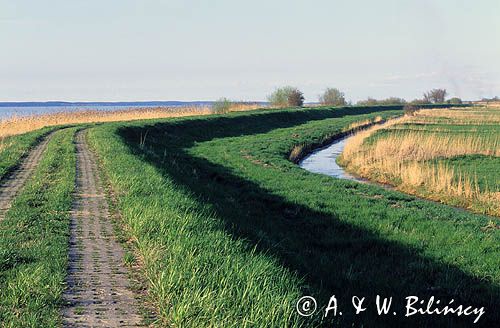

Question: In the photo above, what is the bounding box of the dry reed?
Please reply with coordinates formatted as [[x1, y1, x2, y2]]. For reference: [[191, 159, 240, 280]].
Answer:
[[342, 115, 383, 132], [0, 103, 263, 139], [340, 106, 500, 215]]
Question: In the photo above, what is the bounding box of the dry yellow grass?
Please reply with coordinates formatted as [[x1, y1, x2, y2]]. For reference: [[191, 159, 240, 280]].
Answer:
[[0, 103, 263, 139], [342, 115, 383, 132], [340, 106, 500, 215], [355, 132, 498, 164], [402, 106, 500, 125]]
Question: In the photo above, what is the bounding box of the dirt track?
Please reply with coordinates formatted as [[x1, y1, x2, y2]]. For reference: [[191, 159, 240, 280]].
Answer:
[[0, 134, 52, 219], [62, 130, 143, 327]]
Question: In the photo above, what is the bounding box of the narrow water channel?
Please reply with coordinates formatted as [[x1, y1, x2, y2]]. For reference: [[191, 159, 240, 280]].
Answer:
[[299, 135, 363, 182]]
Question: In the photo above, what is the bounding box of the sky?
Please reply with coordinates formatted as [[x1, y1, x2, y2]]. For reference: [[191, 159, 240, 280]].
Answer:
[[1, 0, 500, 102]]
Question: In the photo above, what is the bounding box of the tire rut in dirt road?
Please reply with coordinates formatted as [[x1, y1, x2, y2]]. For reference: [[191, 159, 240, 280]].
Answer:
[[0, 134, 53, 219], [63, 130, 143, 327]]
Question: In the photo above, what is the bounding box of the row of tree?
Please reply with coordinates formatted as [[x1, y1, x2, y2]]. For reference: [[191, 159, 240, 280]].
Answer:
[[480, 96, 499, 102], [266, 87, 462, 107]]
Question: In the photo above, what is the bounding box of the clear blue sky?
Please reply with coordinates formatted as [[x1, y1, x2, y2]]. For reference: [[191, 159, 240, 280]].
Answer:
[[1, 0, 499, 102]]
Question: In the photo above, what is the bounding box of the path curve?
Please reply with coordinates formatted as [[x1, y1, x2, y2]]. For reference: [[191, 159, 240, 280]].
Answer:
[[62, 130, 143, 327], [0, 133, 53, 219]]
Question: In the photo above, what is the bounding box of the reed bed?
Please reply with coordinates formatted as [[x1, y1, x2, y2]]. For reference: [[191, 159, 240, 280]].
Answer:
[[405, 106, 500, 125], [342, 115, 383, 132], [0, 103, 263, 139], [340, 106, 500, 215]]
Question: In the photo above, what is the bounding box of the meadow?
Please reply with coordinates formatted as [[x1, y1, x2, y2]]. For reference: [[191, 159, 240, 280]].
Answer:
[[0, 105, 498, 327], [339, 106, 500, 216]]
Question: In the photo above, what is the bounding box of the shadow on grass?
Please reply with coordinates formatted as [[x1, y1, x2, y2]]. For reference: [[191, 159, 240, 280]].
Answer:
[[117, 108, 499, 327]]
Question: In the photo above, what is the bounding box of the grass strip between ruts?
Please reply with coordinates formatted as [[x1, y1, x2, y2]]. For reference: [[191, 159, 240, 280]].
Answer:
[[0, 128, 77, 327]]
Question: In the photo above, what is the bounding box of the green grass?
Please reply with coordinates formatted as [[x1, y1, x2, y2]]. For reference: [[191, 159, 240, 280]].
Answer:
[[87, 106, 499, 327], [0, 128, 55, 181], [437, 155, 500, 191], [0, 128, 76, 327]]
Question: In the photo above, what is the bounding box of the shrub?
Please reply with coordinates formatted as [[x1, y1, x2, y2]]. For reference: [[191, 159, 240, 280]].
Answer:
[[357, 97, 406, 106], [212, 98, 232, 114], [410, 98, 428, 105], [319, 88, 347, 106], [268, 86, 304, 108], [423, 89, 447, 103], [380, 97, 407, 105], [403, 104, 419, 116], [448, 97, 463, 104], [356, 98, 378, 106]]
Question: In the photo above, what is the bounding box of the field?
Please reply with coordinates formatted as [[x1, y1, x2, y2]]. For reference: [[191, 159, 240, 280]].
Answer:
[[339, 106, 500, 216], [0, 105, 498, 327]]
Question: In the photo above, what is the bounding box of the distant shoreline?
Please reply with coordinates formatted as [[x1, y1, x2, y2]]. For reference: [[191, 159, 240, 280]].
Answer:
[[0, 101, 213, 108], [0, 101, 268, 108]]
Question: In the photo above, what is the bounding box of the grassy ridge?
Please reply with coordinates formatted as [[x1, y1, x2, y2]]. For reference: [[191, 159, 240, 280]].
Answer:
[[0, 128, 77, 327], [87, 108, 401, 327], [0, 128, 55, 181], [187, 110, 499, 326], [88, 113, 308, 327], [88, 106, 498, 327]]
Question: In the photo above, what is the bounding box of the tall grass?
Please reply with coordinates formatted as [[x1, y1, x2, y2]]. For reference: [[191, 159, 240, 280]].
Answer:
[[0, 128, 76, 326], [87, 124, 305, 328], [0, 128, 56, 181], [340, 106, 500, 215], [403, 106, 500, 124], [0, 103, 264, 139]]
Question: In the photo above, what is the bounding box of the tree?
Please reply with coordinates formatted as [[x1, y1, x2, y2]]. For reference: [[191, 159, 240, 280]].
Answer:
[[447, 97, 462, 104], [268, 86, 304, 107], [319, 88, 347, 106], [288, 88, 305, 107], [423, 89, 447, 103]]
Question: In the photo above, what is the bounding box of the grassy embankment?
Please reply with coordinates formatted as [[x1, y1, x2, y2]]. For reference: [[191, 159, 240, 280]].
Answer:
[[0, 128, 55, 180], [88, 106, 499, 327], [0, 128, 77, 327], [339, 106, 500, 216]]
